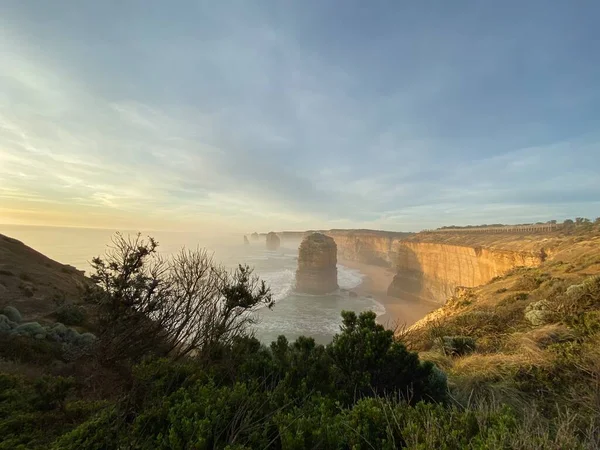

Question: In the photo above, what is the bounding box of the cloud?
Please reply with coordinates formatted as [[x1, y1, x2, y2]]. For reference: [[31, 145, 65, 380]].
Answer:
[[1, 2, 599, 232]]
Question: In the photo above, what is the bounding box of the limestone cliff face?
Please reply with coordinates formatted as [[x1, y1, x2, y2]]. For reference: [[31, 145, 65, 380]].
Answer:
[[296, 233, 338, 294], [327, 230, 546, 303], [387, 242, 544, 302], [326, 230, 411, 266], [266, 232, 280, 251]]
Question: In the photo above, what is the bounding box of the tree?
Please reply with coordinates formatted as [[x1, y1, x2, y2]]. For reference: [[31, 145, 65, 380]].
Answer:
[[89, 233, 273, 363], [328, 311, 442, 403]]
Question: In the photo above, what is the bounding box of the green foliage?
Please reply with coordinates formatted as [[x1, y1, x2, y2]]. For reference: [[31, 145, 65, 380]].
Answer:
[[524, 300, 556, 326], [55, 303, 86, 326], [13, 321, 44, 337], [440, 336, 476, 356], [33, 376, 75, 411], [2, 306, 22, 323], [0, 372, 106, 450], [0, 334, 63, 365], [0, 314, 17, 332], [329, 311, 439, 403]]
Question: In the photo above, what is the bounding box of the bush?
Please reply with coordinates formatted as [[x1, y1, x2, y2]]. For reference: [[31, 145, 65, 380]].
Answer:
[[0, 314, 17, 332], [34, 376, 75, 411], [2, 306, 22, 323], [0, 333, 64, 365], [524, 300, 556, 326], [440, 336, 476, 356], [14, 322, 45, 337], [55, 303, 86, 326]]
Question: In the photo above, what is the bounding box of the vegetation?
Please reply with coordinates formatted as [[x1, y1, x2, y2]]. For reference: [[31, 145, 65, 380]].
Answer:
[[1, 230, 600, 448]]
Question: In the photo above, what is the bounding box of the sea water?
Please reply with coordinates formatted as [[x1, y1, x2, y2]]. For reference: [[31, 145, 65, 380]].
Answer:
[[0, 225, 386, 344]]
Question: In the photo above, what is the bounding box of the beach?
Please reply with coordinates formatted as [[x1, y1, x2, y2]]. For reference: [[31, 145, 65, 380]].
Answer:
[[339, 259, 440, 330]]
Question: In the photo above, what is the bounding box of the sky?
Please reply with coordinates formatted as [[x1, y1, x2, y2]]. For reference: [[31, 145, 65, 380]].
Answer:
[[1, 1, 599, 234]]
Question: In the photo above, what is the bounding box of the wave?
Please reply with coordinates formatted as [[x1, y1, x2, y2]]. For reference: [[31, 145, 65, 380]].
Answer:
[[337, 265, 364, 289], [259, 268, 295, 302]]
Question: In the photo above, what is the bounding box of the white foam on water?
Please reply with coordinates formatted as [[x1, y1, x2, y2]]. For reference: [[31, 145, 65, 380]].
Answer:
[[337, 264, 364, 289], [259, 268, 295, 302]]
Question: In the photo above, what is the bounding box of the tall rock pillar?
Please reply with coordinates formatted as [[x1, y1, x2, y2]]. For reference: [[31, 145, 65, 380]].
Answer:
[[295, 233, 338, 294]]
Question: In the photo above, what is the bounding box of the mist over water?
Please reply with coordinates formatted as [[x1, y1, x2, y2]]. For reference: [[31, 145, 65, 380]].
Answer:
[[1, 225, 386, 344]]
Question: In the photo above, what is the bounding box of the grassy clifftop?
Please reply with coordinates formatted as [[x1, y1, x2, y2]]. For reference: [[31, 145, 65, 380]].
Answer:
[[405, 226, 600, 418]]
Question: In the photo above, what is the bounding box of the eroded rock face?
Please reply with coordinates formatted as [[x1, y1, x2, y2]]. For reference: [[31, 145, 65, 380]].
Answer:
[[295, 233, 338, 294], [266, 232, 280, 251]]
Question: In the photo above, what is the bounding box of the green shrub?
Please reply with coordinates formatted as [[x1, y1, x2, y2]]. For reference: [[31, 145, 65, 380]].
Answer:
[[55, 303, 86, 326], [0, 314, 17, 332], [34, 376, 75, 411], [14, 322, 44, 337], [440, 336, 476, 356], [2, 306, 22, 323], [568, 311, 600, 336], [524, 300, 557, 326], [51, 407, 120, 450], [0, 334, 63, 365]]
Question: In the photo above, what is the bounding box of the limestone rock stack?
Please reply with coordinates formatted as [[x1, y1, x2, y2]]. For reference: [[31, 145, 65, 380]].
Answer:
[[265, 232, 280, 251], [243, 235, 250, 245], [295, 233, 338, 294]]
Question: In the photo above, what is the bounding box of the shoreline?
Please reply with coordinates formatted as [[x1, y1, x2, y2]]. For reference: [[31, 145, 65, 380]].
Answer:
[[339, 259, 440, 330]]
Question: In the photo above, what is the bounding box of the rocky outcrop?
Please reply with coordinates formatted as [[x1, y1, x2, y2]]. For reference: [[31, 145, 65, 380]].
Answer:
[[265, 232, 280, 251], [295, 233, 338, 294], [251, 232, 259, 241], [243, 235, 249, 245]]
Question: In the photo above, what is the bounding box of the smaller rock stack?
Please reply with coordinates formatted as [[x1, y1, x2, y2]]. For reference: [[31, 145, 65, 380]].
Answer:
[[243, 235, 250, 245], [266, 232, 280, 251], [295, 233, 338, 294]]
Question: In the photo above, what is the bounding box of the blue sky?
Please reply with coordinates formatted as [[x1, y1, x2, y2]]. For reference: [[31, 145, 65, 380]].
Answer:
[[1, 1, 599, 233]]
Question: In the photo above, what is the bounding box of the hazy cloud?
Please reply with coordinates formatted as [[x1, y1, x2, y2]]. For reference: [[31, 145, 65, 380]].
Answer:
[[1, 1, 599, 232]]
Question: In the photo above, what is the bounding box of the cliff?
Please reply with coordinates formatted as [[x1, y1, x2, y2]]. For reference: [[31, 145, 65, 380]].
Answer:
[[257, 228, 564, 304], [326, 230, 555, 303], [387, 241, 545, 302], [296, 233, 338, 294]]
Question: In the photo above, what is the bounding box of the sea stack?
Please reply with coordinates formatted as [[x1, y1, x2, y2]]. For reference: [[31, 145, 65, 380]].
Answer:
[[251, 232, 259, 241], [243, 235, 250, 245], [295, 233, 338, 294], [266, 232, 280, 251]]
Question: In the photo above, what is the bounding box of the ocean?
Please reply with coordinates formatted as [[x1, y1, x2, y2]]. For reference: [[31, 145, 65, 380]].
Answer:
[[0, 225, 386, 344]]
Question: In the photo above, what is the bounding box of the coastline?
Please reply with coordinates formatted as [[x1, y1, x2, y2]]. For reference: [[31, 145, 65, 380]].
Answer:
[[339, 259, 440, 330]]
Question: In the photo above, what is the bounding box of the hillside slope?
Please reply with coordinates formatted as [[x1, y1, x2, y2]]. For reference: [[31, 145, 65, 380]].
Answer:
[[0, 233, 90, 320], [405, 226, 600, 413]]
